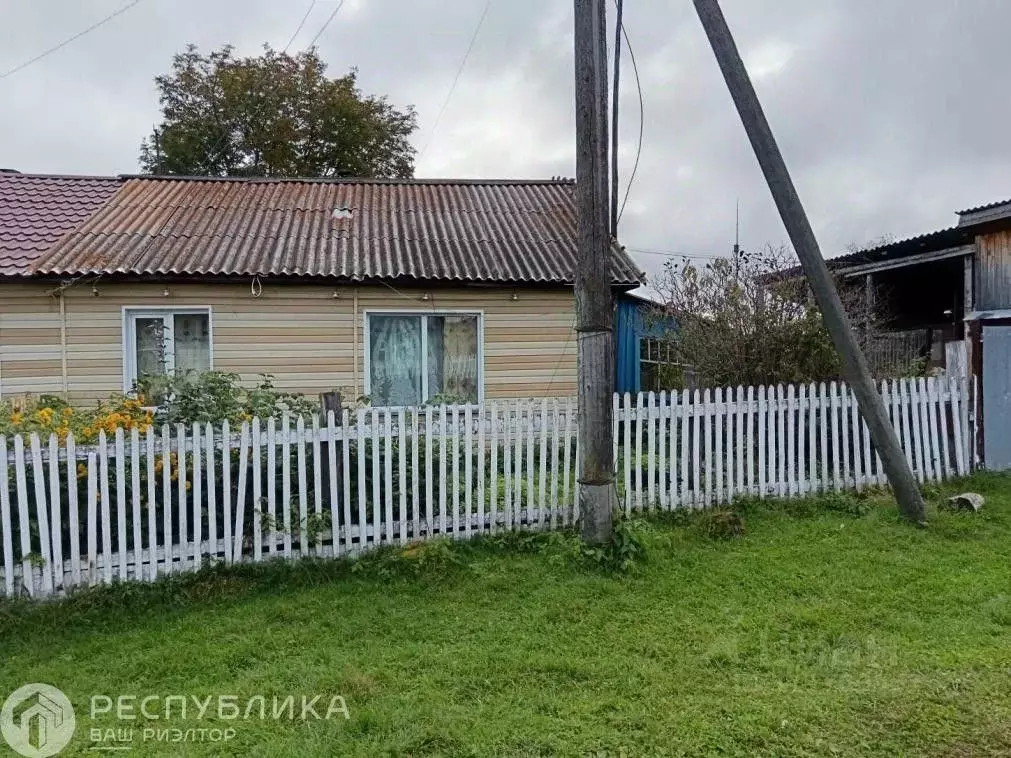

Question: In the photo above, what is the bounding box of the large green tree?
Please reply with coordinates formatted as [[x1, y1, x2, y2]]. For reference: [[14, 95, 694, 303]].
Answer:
[[139, 45, 417, 178]]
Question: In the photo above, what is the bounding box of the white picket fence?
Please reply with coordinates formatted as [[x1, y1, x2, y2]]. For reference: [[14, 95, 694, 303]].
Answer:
[[0, 376, 970, 598]]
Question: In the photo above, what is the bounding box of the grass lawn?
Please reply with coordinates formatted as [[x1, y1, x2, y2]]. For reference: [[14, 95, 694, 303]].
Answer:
[[2, 475, 1010, 757]]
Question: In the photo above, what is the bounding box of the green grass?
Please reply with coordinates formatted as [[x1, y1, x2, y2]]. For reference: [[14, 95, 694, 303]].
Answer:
[[3, 475, 1011, 757]]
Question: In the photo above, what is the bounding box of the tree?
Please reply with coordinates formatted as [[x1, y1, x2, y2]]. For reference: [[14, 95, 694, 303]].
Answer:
[[139, 45, 417, 178], [649, 244, 877, 389]]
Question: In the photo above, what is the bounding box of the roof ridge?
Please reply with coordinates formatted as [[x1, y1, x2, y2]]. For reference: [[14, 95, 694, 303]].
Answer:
[[116, 174, 575, 186], [0, 173, 121, 181]]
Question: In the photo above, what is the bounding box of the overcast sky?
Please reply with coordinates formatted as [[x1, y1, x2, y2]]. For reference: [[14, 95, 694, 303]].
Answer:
[[2, 0, 1010, 291]]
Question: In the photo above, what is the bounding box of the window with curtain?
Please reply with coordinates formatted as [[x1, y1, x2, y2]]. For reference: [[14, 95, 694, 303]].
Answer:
[[124, 309, 212, 391], [368, 313, 480, 405]]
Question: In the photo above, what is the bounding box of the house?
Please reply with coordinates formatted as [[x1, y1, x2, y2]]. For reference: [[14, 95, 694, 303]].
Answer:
[[0, 172, 642, 406], [615, 290, 678, 395], [775, 198, 1011, 470]]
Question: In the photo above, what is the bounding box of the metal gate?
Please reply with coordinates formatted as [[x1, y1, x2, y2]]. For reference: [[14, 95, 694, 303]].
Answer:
[[983, 324, 1011, 470]]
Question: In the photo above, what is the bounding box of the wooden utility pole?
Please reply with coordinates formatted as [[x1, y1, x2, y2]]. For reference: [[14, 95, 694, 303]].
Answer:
[[692, 0, 926, 523], [574, 0, 617, 542]]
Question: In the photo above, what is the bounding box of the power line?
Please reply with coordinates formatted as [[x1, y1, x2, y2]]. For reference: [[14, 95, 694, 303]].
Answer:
[[615, 6, 643, 227], [284, 0, 319, 52], [418, 0, 494, 160], [0, 0, 145, 80], [307, 0, 347, 49], [625, 247, 726, 260]]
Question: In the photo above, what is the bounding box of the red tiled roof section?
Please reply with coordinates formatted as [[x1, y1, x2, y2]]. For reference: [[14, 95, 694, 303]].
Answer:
[[30, 176, 642, 286], [0, 173, 121, 275]]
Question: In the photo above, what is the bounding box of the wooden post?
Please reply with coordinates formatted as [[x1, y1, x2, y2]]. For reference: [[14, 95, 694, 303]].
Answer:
[[573, 0, 617, 542], [693, 0, 926, 523]]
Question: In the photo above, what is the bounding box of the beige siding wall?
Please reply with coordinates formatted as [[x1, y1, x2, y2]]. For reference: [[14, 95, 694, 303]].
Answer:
[[0, 280, 576, 403]]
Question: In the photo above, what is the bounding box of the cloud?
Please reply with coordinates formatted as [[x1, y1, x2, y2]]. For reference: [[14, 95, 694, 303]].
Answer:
[[1, 0, 1008, 283]]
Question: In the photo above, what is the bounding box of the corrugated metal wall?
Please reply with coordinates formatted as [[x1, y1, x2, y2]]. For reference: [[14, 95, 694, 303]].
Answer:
[[976, 230, 1011, 309]]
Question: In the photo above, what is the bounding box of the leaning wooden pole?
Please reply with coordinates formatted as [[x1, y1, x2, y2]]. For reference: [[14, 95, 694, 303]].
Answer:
[[692, 0, 926, 523], [574, 0, 617, 542]]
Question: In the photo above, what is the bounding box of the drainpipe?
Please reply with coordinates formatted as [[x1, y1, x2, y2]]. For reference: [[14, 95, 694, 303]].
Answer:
[[353, 288, 360, 399], [58, 291, 69, 397]]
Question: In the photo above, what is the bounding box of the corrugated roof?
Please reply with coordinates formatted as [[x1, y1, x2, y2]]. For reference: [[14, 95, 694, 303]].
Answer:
[[824, 225, 973, 269], [957, 198, 1011, 215], [30, 176, 642, 286], [0, 173, 121, 275]]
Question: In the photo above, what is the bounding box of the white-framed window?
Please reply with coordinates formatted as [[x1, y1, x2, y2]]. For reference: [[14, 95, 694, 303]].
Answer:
[[365, 311, 483, 406], [123, 307, 213, 391]]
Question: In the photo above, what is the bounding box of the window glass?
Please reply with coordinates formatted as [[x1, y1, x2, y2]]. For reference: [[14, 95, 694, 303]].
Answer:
[[174, 313, 211, 373], [135, 317, 167, 379], [428, 315, 479, 403], [369, 315, 423, 406]]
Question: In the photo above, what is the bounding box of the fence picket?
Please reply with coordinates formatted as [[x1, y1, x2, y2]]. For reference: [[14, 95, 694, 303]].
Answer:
[[526, 402, 536, 526], [647, 391, 657, 510], [48, 434, 64, 589], [113, 428, 128, 582], [67, 433, 81, 586], [796, 384, 806, 494], [205, 423, 218, 563], [465, 405, 474, 537], [563, 398, 574, 521], [714, 388, 724, 504], [776, 384, 786, 498], [920, 378, 938, 482], [757, 386, 767, 499], [828, 382, 840, 491], [745, 386, 754, 498], [191, 424, 203, 569], [424, 408, 434, 537], [280, 414, 292, 559], [410, 410, 418, 541], [504, 405, 513, 529], [220, 422, 231, 566], [252, 419, 263, 562], [786, 384, 796, 497], [861, 396, 873, 489], [550, 400, 560, 526], [400, 408, 409, 542], [297, 416, 309, 556], [703, 389, 713, 508], [950, 376, 966, 476], [912, 379, 928, 482], [439, 405, 448, 536], [451, 407, 461, 538], [342, 409, 352, 553], [489, 403, 499, 532], [357, 409, 368, 550], [326, 411, 340, 555], [538, 399, 548, 527], [87, 451, 98, 587], [99, 432, 113, 584], [372, 409, 383, 547], [265, 418, 277, 556], [130, 429, 141, 577], [667, 393, 677, 510], [311, 417, 322, 555], [477, 405, 486, 533], [938, 378, 952, 479], [384, 409, 394, 543], [839, 385, 851, 491], [162, 426, 174, 572], [635, 393, 644, 511], [28, 435, 52, 594], [735, 387, 745, 498], [0, 438, 13, 597], [233, 422, 250, 563]]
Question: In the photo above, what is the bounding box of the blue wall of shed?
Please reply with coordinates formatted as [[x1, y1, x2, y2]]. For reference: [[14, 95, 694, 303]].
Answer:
[[615, 295, 674, 395]]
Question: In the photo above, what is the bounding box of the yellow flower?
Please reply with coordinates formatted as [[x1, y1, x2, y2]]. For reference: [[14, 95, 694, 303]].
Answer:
[[10, 412, 23, 426], [62, 407, 74, 418], [35, 407, 55, 425], [77, 463, 88, 479]]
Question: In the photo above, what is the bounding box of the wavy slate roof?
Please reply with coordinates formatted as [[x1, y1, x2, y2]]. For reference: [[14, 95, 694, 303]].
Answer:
[[0, 173, 120, 275], [29, 175, 642, 286]]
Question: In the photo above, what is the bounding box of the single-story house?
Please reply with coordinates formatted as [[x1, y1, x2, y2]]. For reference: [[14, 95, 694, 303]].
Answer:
[[772, 196, 1011, 470], [0, 172, 642, 406]]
